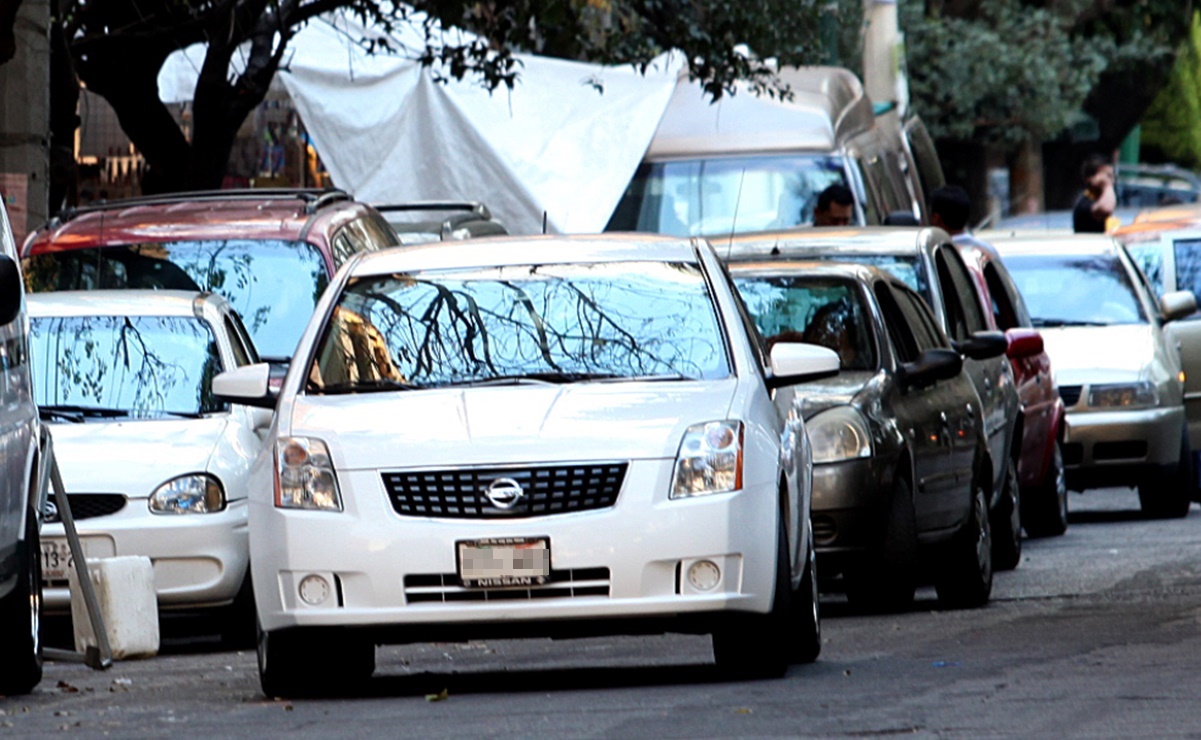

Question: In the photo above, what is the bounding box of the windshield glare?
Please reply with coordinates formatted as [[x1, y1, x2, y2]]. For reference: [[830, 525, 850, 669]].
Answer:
[[802, 253, 931, 304], [605, 155, 851, 237], [1004, 254, 1147, 326], [22, 240, 328, 359], [734, 276, 877, 371], [308, 261, 731, 391], [30, 315, 223, 417]]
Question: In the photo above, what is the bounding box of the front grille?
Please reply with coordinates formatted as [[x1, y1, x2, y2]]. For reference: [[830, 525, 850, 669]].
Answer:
[[404, 567, 611, 603], [44, 494, 126, 523], [1093, 441, 1148, 461], [1059, 385, 1083, 407], [382, 463, 627, 519]]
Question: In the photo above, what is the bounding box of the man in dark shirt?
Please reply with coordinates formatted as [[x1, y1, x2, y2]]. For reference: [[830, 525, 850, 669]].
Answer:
[[813, 184, 855, 226], [1073, 154, 1116, 233]]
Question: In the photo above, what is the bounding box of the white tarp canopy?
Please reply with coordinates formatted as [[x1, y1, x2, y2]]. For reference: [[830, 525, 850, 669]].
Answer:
[[159, 14, 683, 234]]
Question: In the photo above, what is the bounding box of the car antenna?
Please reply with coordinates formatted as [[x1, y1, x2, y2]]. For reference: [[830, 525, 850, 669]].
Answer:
[[726, 167, 747, 261], [542, 211, 548, 235]]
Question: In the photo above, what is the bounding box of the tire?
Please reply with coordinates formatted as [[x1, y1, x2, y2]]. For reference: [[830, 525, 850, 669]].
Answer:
[[711, 519, 792, 680], [935, 475, 993, 609], [791, 525, 821, 665], [218, 573, 256, 650], [1139, 426, 1192, 520], [1022, 443, 1068, 538], [258, 624, 376, 698], [0, 508, 43, 696], [991, 459, 1022, 571], [843, 474, 917, 612]]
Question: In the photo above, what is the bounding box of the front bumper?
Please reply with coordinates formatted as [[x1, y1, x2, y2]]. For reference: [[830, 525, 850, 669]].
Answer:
[[251, 460, 779, 636], [41, 499, 249, 612], [1061, 405, 1183, 490], [808, 458, 887, 565]]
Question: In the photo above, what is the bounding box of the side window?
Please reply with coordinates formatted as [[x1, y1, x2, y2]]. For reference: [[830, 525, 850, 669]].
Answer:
[[934, 246, 987, 339], [1126, 242, 1165, 298], [895, 288, 946, 351], [364, 214, 401, 248], [983, 262, 1019, 330], [875, 282, 919, 363], [330, 231, 357, 267], [1173, 238, 1201, 302]]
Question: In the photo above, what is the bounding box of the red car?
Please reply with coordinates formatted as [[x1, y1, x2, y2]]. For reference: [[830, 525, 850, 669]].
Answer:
[[955, 236, 1068, 537], [22, 189, 400, 364]]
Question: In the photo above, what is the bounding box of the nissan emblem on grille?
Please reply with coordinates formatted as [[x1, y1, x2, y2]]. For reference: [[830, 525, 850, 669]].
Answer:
[[484, 478, 526, 509]]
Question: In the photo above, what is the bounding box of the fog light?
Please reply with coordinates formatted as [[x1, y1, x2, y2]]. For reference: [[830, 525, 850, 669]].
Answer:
[[298, 575, 330, 606], [687, 560, 721, 591]]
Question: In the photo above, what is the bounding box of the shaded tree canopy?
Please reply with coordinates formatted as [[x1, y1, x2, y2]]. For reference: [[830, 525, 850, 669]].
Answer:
[[1141, 12, 1201, 169], [900, 0, 1194, 148], [36, 0, 827, 196]]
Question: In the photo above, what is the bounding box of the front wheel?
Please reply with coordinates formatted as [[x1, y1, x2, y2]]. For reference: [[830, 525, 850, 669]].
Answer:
[[0, 508, 43, 696], [791, 526, 821, 664], [258, 624, 376, 698], [991, 459, 1022, 571], [712, 519, 793, 679], [934, 477, 993, 609], [1139, 427, 1192, 519], [1022, 443, 1068, 538]]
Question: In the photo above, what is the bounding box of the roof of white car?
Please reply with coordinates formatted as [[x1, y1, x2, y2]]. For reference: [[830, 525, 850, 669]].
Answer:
[[723, 226, 949, 260], [985, 233, 1121, 257], [350, 234, 700, 275], [26, 290, 219, 318]]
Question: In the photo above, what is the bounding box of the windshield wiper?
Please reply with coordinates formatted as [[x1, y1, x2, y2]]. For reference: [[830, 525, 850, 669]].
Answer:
[[39, 404, 131, 421], [157, 410, 206, 419], [313, 379, 420, 395], [1032, 318, 1110, 328], [440, 372, 634, 387], [593, 373, 695, 383]]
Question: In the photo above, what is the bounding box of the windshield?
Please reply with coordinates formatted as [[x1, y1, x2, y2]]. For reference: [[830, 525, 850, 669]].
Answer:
[[605, 155, 852, 237], [30, 315, 222, 418], [308, 261, 730, 392], [22, 240, 328, 359], [1004, 253, 1147, 327], [734, 275, 877, 371]]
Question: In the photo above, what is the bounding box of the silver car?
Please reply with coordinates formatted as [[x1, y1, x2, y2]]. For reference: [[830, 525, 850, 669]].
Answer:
[[991, 234, 1197, 517]]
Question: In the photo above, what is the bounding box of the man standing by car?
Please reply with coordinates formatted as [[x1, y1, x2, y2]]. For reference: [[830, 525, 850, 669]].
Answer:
[[813, 184, 855, 226], [1073, 154, 1117, 234], [930, 185, 974, 240]]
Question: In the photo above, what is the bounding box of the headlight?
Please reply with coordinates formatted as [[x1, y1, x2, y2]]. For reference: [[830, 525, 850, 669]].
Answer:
[[1088, 382, 1158, 409], [808, 407, 872, 464], [671, 421, 743, 499], [149, 474, 225, 514], [275, 437, 342, 511]]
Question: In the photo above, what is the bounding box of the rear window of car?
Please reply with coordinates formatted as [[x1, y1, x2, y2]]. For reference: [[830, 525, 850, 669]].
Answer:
[[732, 275, 877, 371], [23, 240, 328, 360], [307, 261, 731, 392], [1004, 253, 1147, 327]]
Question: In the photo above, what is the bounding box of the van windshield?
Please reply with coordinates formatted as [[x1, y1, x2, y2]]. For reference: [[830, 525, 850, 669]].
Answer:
[[606, 154, 852, 237], [23, 240, 328, 360]]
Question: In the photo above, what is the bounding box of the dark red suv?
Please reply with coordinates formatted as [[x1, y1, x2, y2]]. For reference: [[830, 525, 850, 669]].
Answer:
[[22, 189, 399, 363]]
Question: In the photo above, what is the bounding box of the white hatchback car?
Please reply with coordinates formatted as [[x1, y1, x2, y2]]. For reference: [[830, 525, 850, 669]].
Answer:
[[28, 291, 269, 640], [214, 235, 839, 697]]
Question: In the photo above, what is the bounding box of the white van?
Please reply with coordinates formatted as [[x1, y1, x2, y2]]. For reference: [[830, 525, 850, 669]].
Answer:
[[605, 66, 928, 237], [0, 198, 43, 695]]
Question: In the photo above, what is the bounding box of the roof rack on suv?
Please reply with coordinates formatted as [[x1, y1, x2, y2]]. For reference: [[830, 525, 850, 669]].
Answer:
[[374, 201, 507, 241], [52, 188, 353, 225], [374, 202, 493, 220]]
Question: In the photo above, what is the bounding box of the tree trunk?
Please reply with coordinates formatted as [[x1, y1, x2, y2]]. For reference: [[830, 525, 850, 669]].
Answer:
[[1008, 138, 1044, 216]]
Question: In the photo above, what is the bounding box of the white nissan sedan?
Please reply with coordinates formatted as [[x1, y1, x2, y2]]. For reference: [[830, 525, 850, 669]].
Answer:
[[214, 235, 839, 697], [28, 291, 268, 641]]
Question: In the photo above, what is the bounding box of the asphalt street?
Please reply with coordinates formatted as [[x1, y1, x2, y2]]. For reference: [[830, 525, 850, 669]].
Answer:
[[5, 486, 1201, 738]]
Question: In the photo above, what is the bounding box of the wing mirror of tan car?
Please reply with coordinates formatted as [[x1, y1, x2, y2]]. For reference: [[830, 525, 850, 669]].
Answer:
[[1160, 290, 1198, 323], [952, 330, 1009, 360], [1004, 328, 1044, 360]]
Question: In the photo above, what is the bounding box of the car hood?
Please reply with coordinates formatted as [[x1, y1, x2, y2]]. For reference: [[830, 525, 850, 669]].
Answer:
[[288, 380, 739, 470], [794, 371, 878, 418], [1039, 325, 1154, 386], [47, 417, 228, 497]]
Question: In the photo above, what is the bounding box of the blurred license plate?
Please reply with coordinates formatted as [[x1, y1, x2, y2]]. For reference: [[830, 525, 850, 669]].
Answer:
[[457, 537, 550, 588], [40, 538, 74, 581]]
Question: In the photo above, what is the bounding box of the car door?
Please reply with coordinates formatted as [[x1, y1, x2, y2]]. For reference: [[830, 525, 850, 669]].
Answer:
[[934, 244, 1014, 492], [877, 281, 973, 530]]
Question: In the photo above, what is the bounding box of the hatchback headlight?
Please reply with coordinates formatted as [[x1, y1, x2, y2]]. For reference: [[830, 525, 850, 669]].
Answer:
[[1088, 382, 1158, 410], [671, 421, 743, 499], [275, 437, 342, 511], [149, 474, 225, 514], [808, 406, 873, 464]]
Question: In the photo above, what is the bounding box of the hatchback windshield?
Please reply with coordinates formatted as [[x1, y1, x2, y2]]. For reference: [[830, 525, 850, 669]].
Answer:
[[606, 155, 851, 237], [30, 315, 222, 419], [1004, 253, 1147, 327], [734, 275, 877, 371], [308, 261, 730, 392], [23, 240, 328, 359]]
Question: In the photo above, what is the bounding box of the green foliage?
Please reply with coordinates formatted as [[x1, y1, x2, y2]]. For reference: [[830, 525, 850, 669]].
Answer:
[[1141, 13, 1201, 169], [900, 0, 1188, 144]]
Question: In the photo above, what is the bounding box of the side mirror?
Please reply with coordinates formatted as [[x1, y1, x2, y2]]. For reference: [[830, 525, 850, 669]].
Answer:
[[1161, 290, 1197, 322], [0, 255, 22, 326], [899, 348, 963, 390], [1005, 328, 1044, 360], [213, 363, 277, 410], [765, 343, 840, 389], [953, 330, 1008, 360]]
